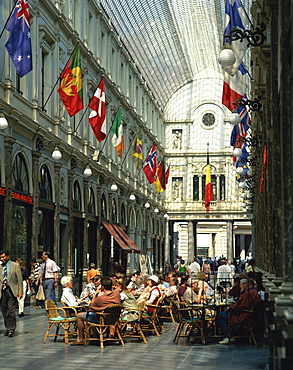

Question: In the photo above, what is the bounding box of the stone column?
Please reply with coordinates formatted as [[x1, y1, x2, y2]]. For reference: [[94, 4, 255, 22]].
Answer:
[[226, 221, 233, 262], [188, 221, 195, 261], [67, 169, 74, 271], [83, 178, 90, 271], [129, 225, 135, 273], [96, 185, 103, 272], [53, 162, 62, 264], [3, 136, 16, 249], [164, 218, 170, 263], [31, 151, 42, 258]]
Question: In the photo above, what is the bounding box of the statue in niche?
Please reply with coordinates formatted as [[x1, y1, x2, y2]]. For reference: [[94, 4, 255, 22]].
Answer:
[[172, 179, 181, 200], [173, 131, 182, 149]]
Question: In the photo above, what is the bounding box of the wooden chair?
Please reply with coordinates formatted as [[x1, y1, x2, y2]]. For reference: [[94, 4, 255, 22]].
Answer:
[[84, 304, 124, 349], [43, 299, 77, 344], [227, 305, 259, 345], [141, 296, 164, 336], [119, 301, 148, 343], [160, 294, 178, 323]]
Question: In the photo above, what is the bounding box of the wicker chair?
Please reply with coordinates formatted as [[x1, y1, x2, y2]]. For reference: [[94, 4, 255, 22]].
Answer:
[[84, 304, 124, 348], [119, 301, 148, 343], [43, 299, 77, 344]]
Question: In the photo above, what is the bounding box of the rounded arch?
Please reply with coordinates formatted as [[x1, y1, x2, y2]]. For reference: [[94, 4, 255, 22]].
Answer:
[[38, 163, 53, 202], [72, 179, 83, 211], [12, 151, 31, 194]]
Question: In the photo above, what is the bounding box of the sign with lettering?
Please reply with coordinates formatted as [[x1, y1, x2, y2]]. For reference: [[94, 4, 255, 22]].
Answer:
[[0, 187, 33, 204]]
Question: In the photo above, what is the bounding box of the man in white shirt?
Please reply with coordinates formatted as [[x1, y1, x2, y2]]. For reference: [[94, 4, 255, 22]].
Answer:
[[36, 251, 59, 301], [188, 258, 201, 276], [217, 259, 232, 287]]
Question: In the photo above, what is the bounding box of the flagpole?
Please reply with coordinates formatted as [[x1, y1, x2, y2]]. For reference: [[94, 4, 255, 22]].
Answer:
[[74, 77, 104, 133], [97, 105, 120, 162], [0, 0, 18, 40], [41, 43, 79, 112], [120, 140, 133, 168]]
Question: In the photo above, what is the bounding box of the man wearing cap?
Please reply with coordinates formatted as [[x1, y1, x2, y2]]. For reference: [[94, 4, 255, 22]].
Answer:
[[183, 278, 199, 305]]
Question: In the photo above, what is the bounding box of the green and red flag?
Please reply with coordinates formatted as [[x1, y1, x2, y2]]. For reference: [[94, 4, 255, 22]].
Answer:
[[130, 129, 143, 169], [111, 107, 124, 158], [205, 143, 213, 211], [58, 44, 84, 116]]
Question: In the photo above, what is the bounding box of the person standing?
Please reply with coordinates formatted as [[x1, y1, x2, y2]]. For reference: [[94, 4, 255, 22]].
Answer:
[[86, 263, 100, 283], [0, 249, 23, 337], [36, 251, 59, 301], [15, 258, 30, 317], [29, 258, 44, 308]]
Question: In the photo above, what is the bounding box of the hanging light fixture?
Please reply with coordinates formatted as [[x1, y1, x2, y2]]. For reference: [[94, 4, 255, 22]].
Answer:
[[129, 194, 136, 201], [144, 202, 150, 209], [83, 165, 92, 177], [111, 183, 118, 191], [218, 43, 236, 67], [164, 213, 169, 218], [236, 167, 244, 175], [52, 146, 62, 160], [239, 182, 246, 189], [241, 202, 246, 208], [0, 109, 8, 129], [233, 148, 243, 157], [228, 109, 241, 125], [154, 208, 159, 214], [241, 192, 247, 199]]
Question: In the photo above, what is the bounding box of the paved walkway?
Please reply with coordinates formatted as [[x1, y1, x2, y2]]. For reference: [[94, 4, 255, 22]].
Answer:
[[0, 306, 269, 370]]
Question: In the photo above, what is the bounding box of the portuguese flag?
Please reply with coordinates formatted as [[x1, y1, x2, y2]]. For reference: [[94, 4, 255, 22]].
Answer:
[[58, 44, 84, 116], [205, 144, 213, 212]]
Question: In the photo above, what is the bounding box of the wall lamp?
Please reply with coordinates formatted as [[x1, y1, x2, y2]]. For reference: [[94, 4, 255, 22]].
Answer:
[[144, 202, 150, 209], [233, 96, 262, 112], [111, 183, 118, 192], [154, 208, 159, 214], [0, 108, 8, 129], [70, 157, 92, 177], [224, 24, 266, 48], [129, 194, 136, 201], [36, 137, 62, 160]]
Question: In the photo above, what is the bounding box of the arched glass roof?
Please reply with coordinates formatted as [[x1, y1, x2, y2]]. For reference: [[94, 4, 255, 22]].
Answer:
[[101, 0, 251, 111]]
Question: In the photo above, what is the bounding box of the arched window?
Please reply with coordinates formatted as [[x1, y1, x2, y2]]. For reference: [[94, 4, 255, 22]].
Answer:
[[88, 187, 95, 215], [38, 164, 53, 201], [12, 153, 29, 193], [101, 194, 107, 219], [111, 198, 117, 223], [73, 180, 82, 210], [121, 203, 126, 225]]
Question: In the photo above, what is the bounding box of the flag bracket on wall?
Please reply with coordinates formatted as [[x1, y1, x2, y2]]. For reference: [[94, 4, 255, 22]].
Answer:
[[233, 96, 262, 112], [224, 23, 266, 48]]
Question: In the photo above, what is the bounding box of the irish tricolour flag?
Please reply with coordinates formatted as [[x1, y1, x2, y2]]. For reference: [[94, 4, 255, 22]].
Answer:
[[111, 107, 124, 158]]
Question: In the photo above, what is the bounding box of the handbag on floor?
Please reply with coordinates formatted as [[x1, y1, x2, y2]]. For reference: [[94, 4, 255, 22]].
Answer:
[[36, 285, 45, 301]]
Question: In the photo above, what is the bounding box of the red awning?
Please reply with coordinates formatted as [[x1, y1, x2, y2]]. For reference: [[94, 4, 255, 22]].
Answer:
[[101, 221, 132, 253], [112, 224, 141, 254]]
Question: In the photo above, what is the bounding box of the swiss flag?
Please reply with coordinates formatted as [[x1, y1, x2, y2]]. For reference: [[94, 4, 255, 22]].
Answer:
[[88, 78, 106, 142]]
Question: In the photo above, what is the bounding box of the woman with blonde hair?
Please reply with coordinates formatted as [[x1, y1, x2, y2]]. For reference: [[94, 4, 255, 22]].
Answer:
[[114, 278, 139, 322]]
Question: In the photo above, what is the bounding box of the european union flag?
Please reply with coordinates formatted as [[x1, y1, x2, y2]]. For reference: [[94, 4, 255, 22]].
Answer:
[[5, 0, 32, 77]]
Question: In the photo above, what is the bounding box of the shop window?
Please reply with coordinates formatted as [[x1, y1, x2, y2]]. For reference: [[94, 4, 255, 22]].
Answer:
[[220, 175, 226, 200], [12, 153, 29, 193], [193, 175, 199, 201], [38, 164, 53, 201]]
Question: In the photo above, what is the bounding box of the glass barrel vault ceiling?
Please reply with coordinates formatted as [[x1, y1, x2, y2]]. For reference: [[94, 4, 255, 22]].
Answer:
[[100, 0, 227, 110]]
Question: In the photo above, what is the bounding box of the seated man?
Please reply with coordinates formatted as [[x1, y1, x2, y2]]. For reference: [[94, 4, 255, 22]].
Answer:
[[60, 276, 89, 307], [182, 279, 199, 305], [70, 277, 120, 345], [126, 273, 139, 291], [163, 277, 178, 303], [217, 277, 261, 344]]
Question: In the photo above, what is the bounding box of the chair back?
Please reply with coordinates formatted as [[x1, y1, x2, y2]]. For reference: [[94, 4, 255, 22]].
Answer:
[[102, 304, 123, 325], [45, 299, 59, 319]]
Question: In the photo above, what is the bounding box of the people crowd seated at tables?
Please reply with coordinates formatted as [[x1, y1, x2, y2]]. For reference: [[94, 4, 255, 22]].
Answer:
[[60, 276, 90, 307], [80, 275, 102, 303], [70, 276, 121, 345], [217, 277, 261, 344]]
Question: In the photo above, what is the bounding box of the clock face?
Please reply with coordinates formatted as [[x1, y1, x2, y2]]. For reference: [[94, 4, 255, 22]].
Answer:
[[202, 113, 215, 127]]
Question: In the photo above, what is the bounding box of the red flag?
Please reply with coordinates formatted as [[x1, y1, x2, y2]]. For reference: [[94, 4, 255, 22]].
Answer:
[[205, 163, 213, 212], [88, 78, 106, 142], [143, 143, 157, 184], [154, 161, 170, 193], [57, 44, 83, 116]]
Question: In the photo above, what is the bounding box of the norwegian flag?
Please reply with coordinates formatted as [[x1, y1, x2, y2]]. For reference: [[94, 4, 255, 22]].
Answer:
[[5, 0, 32, 77], [143, 143, 157, 184]]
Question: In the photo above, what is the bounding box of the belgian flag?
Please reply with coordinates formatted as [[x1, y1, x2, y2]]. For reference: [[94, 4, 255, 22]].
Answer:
[[205, 143, 213, 212]]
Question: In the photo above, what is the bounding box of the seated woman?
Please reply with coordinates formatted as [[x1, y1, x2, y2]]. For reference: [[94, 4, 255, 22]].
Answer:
[[60, 276, 89, 307], [114, 278, 139, 322], [80, 275, 101, 303], [137, 275, 161, 312], [196, 272, 209, 303]]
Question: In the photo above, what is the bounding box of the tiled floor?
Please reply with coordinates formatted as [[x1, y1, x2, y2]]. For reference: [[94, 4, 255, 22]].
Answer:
[[0, 306, 269, 370]]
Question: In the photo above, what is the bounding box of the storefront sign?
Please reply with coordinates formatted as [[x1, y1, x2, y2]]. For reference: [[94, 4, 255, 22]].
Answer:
[[0, 188, 33, 204]]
